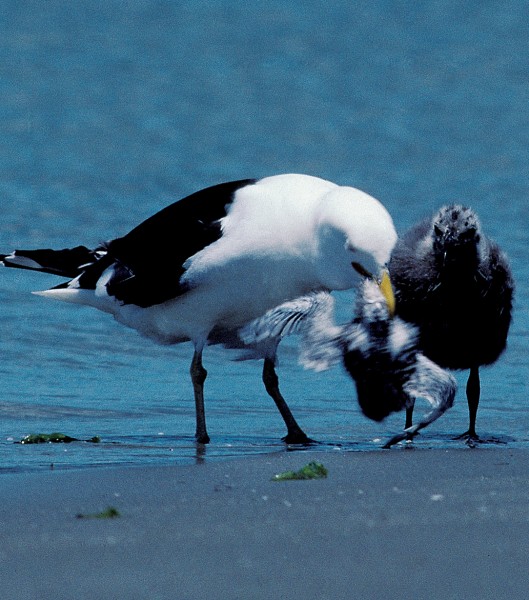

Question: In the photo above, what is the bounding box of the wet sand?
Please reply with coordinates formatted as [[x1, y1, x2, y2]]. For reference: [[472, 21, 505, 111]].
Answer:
[[1, 447, 529, 600]]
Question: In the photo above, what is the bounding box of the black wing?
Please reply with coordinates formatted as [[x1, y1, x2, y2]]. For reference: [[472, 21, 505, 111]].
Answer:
[[1, 246, 99, 278], [83, 179, 256, 307]]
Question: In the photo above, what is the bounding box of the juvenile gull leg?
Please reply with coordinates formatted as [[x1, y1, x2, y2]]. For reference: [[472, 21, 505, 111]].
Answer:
[[466, 366, 480, 438], [383, 355, 456, 449], [405, 405, 414, 429], [455, 365, 481, 442]]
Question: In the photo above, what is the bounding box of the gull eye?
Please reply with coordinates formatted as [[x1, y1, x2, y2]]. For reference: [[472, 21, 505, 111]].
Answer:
[[352, 262, 373, 279]]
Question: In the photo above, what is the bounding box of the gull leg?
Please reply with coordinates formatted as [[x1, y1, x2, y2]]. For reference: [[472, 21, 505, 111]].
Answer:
[[384, 355, 457, 449], [454, 366, 480, 443], [466, 366, 480, 439], [405, 405, 414, 429], [384, 403, 448, 449], [404, 402, 415, 441], [262, 357, 314, 444], [191, 349, 210, 444]]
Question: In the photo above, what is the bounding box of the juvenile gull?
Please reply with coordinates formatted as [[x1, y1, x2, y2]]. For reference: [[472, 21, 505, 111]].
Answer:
[[240, 279, 456, 448], [1, 174, 397, 444], [389, 205, 514, 442]]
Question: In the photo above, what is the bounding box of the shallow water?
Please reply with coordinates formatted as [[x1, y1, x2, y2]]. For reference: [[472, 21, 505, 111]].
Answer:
[[0, 0, 527, 473]]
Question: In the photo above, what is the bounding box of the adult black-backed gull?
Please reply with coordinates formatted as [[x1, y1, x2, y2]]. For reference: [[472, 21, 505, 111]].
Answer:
[[240, 279, 456, 448], [389, 205, 514, 442], [1, 174, 398, 444]]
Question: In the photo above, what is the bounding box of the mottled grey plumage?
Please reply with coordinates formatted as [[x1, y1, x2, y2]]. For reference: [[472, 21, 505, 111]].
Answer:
[[240, 280, 456, 448], [389, 205, 514, 441]]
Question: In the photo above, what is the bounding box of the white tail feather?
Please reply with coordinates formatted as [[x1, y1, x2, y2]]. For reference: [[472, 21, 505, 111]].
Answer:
[[32, 288, 102, 308]]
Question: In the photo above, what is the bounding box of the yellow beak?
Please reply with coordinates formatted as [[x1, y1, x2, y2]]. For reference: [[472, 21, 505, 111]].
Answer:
[[378, 270, 396, 317]]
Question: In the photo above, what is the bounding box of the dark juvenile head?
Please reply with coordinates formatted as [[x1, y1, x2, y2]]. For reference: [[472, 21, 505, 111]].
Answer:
[[353, 276, 391, 339], [342, 280, 418, 421], [431, 205, 482, 264]]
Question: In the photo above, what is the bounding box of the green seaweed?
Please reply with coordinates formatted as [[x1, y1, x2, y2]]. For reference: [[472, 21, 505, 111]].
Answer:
[[272, 461, 328, 481], [18, 432, 101, 444], [19, 432, 78, 444], [76, 506, 121, 520]]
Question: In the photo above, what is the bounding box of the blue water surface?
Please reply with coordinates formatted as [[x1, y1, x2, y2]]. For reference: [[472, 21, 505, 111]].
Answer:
[[0, 0, 528, 473]]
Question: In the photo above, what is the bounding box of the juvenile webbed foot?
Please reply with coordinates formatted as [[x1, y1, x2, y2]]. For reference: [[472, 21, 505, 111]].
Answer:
[[383, 430, 420, 449], [455, 431, 506, 447], [454, 430, 479, 447]]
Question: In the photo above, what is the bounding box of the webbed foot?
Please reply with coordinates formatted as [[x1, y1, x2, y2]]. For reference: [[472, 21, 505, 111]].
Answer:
[[282, 431, 319, 445], [454, 431, 506, 447]]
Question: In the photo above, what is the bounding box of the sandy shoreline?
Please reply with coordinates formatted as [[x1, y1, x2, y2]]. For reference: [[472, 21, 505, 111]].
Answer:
[[2, 446, 529, 600]]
